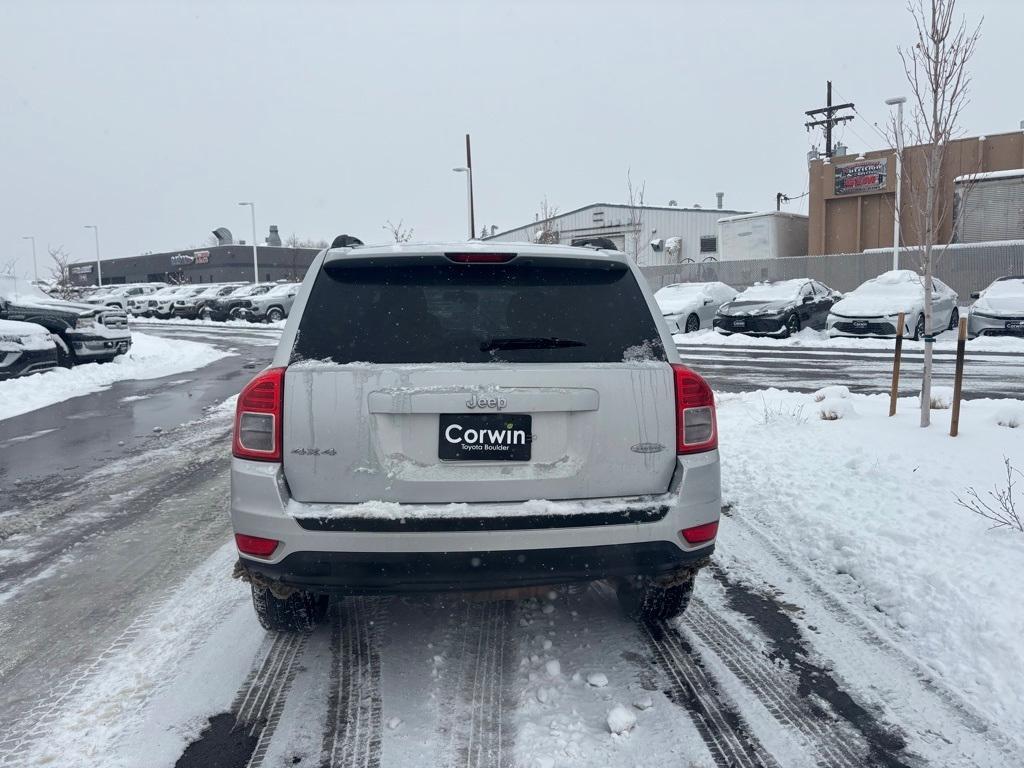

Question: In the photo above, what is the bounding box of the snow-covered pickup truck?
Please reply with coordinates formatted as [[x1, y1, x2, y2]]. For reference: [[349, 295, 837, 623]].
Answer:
[[0, 277, 132, 366], [0, 318, 59, 380]]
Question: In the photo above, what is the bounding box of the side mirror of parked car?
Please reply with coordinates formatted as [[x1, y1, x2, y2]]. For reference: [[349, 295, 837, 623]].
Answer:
[[970, 291, 980, 299], [703, 298, 713, 305]]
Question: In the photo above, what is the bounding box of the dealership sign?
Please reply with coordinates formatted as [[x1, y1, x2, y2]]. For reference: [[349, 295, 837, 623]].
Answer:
[[171, 253, 195, 266], [834, 159, 888, 195], [193, 250, 210, 264], [70, 264, 94, 275]]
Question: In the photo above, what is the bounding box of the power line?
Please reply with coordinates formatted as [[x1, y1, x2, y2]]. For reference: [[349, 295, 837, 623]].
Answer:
[[832, 86, 891, 145]]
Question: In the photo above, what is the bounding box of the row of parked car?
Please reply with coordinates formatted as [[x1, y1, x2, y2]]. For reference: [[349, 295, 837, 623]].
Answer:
[[655, 271, 1024, 340], [84, 281, 301, 323], [0, 276, 132, 380]]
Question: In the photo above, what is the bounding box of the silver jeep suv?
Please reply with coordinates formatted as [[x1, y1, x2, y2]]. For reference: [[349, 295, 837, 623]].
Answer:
[[230, 242, 721, 631]]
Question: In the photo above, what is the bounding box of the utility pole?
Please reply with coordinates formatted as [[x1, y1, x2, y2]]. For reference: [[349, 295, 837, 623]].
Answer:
[[465, 133, 476, 239], [804, 81, 855, 158]]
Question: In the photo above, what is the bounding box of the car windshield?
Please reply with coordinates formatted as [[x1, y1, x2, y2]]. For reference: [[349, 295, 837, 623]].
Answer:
[[735, 281, 804, 301], [984, 278, 1024, 298]]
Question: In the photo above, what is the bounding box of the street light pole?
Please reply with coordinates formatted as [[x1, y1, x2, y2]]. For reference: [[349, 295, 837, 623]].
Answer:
[[452, 167, 473, 240], [84, 225, 102, 286], [885, 96, 906, 271], [238, 202, 259, 283], [21, 236, 38, 283]]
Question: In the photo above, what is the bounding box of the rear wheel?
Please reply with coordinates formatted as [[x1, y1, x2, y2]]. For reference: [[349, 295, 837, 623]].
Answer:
[[683, 313, 700, 334], [947, 306, 959, 331], [266, 306, 285, 323], [250, 584, 328, 633], [616, 573, 697, 621]]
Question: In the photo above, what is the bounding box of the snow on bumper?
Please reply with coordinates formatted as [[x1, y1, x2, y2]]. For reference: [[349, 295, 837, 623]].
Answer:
[[230, 452, 721, 590]]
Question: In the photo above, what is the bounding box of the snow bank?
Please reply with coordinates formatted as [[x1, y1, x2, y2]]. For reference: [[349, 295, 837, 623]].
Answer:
[[130, 316, 285, 330], [717, 389, 1024, 734], [0, 332, 232, 421]]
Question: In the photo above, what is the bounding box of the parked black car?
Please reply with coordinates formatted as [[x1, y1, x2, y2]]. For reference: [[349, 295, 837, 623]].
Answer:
[[714, 278, 840, 338], [0, 318, 59, 380], [0, 277, 132, 366], [202, 284, 275, 321]]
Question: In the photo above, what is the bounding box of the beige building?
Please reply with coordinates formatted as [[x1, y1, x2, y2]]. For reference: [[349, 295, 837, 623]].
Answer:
[[807, 130, 1024, 255]]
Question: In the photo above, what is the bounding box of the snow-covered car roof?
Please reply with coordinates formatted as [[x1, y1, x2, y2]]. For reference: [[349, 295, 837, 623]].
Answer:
[[0, 318, 52, 337], [654, 282, 734, 314], [735, 279, 808, 301]]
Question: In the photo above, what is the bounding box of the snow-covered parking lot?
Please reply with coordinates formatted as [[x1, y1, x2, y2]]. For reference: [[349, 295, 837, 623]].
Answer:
[[2, 358, 1021, 766]]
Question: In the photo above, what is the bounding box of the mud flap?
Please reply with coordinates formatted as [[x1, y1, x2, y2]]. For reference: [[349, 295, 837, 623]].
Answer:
[[232, 559, 299, 600]]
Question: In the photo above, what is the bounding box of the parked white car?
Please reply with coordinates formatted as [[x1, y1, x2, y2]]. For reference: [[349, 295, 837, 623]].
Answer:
[[84, 283, 163, 311], [968, 276, 1024, 338], [654, 282, 738, 334], [827, 269, 959, 340]]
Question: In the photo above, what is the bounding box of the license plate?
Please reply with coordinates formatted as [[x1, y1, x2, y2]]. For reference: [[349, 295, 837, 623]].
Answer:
[[1006, 321, 1023, 330], [853, 320, 869, 329], [733, 319, 746, 328], [439, 414, 532, 461]]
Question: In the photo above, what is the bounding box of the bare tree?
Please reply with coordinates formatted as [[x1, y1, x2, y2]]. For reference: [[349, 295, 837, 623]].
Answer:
[[383, 219, 414, 243], [1, 259, 17, 277], [47, 245, 76, 299], [285, 233, 330, 249], [625, 169, 647, 263], [531, 197, 560, 244], [896, 0, 981, 427], [955, 458, 1022, 533]]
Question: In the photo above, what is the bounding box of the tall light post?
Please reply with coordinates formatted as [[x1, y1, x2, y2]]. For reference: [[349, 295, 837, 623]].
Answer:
[[83, 225, 102, 286], [238, 202, 259, 283], [452, 167, 473, 240], [21, 236, 38, 283], [885, 96, 907, 271]]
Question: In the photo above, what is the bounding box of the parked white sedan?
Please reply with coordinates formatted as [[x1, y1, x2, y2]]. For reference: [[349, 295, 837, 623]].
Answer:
[[827, 269, 959, 340], [654, 281, 738, 334], [968, 276, 1024, 338]]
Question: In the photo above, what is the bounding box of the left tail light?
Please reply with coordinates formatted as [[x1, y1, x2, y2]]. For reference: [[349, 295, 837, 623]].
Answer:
[[232, 367, 285, 461]]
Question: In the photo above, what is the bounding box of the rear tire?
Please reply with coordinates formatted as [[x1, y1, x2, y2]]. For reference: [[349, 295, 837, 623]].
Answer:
[[266, 306, 285, 323], [616, 573, 696, 622], [251, 584, 328, 633], [684, 313, 700, 334]]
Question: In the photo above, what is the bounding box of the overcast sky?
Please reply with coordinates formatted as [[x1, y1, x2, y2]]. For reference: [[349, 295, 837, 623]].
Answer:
[[2, 0, 1019, 276]]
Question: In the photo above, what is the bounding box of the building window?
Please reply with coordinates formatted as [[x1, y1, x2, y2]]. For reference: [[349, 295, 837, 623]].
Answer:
[[700, 236, 717, 254]]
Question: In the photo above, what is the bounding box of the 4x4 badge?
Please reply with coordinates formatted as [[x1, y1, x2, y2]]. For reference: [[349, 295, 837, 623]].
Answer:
[[630, 442, 665, 454]]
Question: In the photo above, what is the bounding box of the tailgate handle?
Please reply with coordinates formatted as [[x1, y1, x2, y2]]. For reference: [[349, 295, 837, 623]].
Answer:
[[368, 389, 599, 414]]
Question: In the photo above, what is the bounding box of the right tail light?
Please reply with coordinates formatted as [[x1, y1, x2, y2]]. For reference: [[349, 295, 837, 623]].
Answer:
[[672, 364, 718, 454]]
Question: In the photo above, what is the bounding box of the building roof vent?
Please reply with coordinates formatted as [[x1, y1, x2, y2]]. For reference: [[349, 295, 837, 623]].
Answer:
[[716, 192, 724, 209], [211, 227, 233, 245], [267, 225, 282, 247]]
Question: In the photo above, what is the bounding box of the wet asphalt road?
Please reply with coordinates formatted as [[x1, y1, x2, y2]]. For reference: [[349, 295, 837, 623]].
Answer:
[[0, 324, 277, 505]]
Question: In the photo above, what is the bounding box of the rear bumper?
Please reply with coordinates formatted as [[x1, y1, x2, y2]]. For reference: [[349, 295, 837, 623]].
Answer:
[[241, 542, 711, 595], [231, 452, 721, 592]]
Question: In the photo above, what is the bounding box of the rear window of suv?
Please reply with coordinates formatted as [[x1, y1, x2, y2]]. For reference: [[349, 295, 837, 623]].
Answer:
[[291, 258, 666, 364]]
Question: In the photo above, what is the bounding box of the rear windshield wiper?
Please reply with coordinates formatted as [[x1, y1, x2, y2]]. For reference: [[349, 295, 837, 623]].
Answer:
[[480, 336, 587, 352]]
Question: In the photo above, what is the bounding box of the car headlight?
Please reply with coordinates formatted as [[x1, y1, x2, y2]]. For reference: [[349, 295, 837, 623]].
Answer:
[[0, 334, 27, 344], [76, 316, 96, 329]]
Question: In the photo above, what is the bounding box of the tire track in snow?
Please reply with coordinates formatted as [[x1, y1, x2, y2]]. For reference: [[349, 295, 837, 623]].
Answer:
[[684, 599, 889, 767], [438, 599, 517, 768], [725, 509, 1024, 755], [642, 616, 779, 768], [320, 597, 389, 768]]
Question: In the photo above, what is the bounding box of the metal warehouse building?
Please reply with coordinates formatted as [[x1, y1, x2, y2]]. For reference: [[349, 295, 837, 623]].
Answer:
[[68, 244, 320, 287], [484, 201, 750, 266]]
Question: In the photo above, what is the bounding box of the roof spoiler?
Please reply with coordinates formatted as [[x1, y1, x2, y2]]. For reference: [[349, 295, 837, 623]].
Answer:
[[330, 234, 364, 249]]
